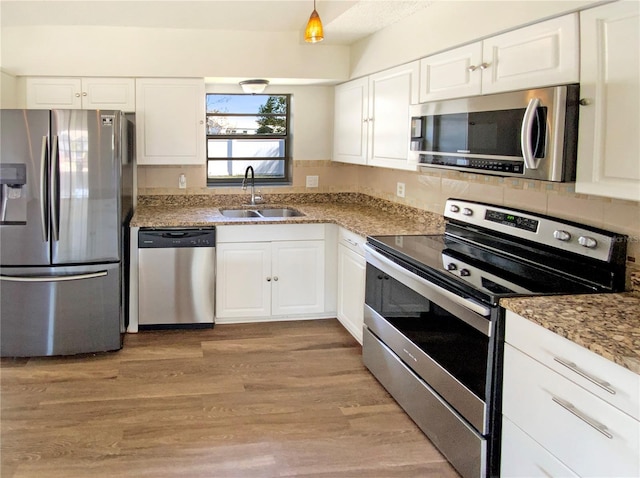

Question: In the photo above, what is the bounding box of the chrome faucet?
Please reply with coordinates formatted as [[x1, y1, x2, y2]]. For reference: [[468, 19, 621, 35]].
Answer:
[[242, 166, 262, 205]]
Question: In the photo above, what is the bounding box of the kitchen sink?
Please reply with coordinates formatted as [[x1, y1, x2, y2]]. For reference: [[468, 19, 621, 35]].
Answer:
[[219, 209, 261, 218], [257, 208, 304, 217], [219, 207, 304, 218]]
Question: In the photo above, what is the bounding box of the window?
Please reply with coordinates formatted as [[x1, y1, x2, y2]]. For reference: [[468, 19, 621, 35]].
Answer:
[[206, 93, 291, 185]]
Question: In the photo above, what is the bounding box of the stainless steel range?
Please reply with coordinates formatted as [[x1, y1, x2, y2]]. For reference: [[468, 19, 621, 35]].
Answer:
[[362, 199, 627, 478]]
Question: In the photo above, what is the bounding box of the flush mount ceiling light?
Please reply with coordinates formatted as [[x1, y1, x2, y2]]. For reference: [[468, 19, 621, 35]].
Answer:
[[304, 0, 324, 43], [239, 79, 269, 94]]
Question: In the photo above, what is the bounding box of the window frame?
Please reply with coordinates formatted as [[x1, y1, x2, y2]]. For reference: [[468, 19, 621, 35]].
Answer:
[[205, 93, 292, 187]]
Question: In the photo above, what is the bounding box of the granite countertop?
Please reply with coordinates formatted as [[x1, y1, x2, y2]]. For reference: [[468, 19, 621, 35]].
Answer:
[[132, 193, 640, 375], [130, 193, 447, 237], [501, 269, 640, 374]]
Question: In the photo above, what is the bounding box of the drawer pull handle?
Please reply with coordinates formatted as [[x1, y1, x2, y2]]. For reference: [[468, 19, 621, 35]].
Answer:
[[345, 238, 359, 246], [551, 396, 613, 439], [553, 357, 616, 395]]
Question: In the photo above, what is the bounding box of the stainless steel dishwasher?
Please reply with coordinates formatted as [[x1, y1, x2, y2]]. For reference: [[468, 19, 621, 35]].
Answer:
[[138, 227, 215, 328]]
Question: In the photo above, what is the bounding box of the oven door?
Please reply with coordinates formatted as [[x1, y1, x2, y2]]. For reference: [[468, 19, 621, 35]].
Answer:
[[363, 243, 495, 434]]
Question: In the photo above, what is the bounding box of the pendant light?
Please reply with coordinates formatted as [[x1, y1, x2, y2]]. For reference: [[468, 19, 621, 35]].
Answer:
[[304, 0, 324, 43]]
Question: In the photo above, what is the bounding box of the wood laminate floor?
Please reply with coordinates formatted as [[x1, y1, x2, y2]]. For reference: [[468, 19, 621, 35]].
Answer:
[[1, 319, 459, 477]]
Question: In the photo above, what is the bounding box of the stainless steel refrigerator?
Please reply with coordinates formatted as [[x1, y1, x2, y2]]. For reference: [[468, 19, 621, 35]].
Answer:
[[0, 109, 134, 356]]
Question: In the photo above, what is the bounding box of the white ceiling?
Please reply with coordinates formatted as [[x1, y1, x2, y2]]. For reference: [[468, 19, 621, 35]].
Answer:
[[0, 0, 436, 45]]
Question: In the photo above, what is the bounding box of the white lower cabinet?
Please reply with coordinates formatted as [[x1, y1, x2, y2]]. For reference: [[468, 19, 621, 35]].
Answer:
[[336, 228, 366, 343], [216, 225, 326, 322], [502, 310, 640, 478]]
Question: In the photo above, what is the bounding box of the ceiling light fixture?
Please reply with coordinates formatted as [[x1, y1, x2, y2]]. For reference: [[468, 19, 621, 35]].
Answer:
[[304, 0, 324, 43], [239, 79, 269, 94]]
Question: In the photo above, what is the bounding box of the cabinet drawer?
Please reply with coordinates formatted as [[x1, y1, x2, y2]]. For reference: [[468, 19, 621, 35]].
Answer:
[[338, 227, 365, 256], [505, 310, 640, 420], [503, 344, 640, 477], [501, 416, 578, 477]]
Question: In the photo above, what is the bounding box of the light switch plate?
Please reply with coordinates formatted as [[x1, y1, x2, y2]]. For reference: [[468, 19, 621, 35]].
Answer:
[[306, 175, 319, 188], [396, 182, 405, 198]]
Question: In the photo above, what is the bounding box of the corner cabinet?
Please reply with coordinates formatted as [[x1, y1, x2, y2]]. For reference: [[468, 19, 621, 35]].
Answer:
[[135, 78, 205, 165], [501, 310, 640, 478], [419, 14, 579, 102], [575, 1, 640, 202], [26, 77, 135, 111], [215, 224, 328, 323], [333, 61, 419, 170]]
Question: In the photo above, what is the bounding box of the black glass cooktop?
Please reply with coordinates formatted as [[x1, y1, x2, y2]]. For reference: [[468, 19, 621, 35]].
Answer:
[[367, 233, 606, 307]]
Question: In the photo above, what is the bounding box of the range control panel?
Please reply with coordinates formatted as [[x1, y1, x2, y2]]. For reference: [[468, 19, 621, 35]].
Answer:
[[444, 199, 626, 262]]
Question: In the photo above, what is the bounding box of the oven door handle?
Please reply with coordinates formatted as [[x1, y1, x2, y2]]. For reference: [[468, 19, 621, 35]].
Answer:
[[364, 244, 491, 318]]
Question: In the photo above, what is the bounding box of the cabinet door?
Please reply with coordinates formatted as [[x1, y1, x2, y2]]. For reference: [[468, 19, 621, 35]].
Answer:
[[26, 77, 82, 109], [576, 2, 640, 201], [136, 78, 205, 165], [216, 242, 271, 319], [481, 14, 579, 95], [419, 43, 483, 102], [337, 243, 365, 343], [368, 62, 419, 170], [82, 78, 135, 112], [333, 77, 368, 165], [271, 240, 325, 316]]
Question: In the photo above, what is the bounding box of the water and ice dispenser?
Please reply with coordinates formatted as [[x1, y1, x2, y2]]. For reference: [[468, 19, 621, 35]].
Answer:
[[0, 163, 27, 225]]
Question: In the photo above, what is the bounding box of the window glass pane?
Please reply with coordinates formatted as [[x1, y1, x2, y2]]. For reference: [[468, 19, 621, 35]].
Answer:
[[207, 139, 285, 158], [207, 159, 285, 179], [206, 95, 287, 115], [207, 115, 287, 135]]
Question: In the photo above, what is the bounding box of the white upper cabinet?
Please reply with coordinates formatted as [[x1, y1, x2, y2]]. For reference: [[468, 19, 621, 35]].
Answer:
[[419, 14, 579, 102], [333, 77, 369, 165], [135, 78, 205, 165], [419, 43, 483, 102], [26, 77, 135, 111], [576, 1, 640, 202], [333, 61, 419, 170]]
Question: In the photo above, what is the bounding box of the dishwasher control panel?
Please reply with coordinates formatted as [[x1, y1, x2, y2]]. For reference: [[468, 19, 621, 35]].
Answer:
[[138, 228, 216, 248]]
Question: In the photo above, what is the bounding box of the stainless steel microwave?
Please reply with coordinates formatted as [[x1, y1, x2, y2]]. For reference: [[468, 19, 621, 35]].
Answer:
[[409, 84, 580, 182]]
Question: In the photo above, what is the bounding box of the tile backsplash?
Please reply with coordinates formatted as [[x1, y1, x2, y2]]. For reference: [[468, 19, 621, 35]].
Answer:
[[137, 160, 640, 262]]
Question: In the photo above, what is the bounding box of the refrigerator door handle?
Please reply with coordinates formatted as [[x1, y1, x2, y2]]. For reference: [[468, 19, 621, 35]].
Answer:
[[40, 135, 49, 242], [0, 271, 108, 282], [50, 135, 60, 241]]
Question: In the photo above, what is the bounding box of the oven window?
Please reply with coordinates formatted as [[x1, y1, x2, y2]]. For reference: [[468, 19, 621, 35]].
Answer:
[[365, 265, 489, 400]]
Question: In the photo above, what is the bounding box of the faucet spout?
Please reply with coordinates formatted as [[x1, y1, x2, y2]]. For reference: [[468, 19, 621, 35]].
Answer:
[[243, 166, 260, 205]]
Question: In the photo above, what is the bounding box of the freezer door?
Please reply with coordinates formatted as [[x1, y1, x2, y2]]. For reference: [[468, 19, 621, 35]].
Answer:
[[0, 109, 51, 266], [0, 262, 122, 356], [51, 110, 121, 264]]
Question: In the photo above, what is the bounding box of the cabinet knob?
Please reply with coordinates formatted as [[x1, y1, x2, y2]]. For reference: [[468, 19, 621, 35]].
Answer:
[[199, 120, 204, 124], [75, 93, 81, 97], [266, 277, 271, 282], [579, 98, 592, 106], [467, 65, 478, 72], [82, 92, 88, 96], [273, 276, 278, 281], [479, 63, 490, 70]]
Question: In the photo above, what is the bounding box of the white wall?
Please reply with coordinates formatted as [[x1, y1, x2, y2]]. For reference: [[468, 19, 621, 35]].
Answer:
[[0, 25, 350, 82], [349, 0, 604, 78]]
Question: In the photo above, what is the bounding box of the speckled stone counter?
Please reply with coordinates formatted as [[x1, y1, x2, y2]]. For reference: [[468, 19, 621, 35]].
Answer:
[[130, 193, 447, 237], [501, 269, 640, 374]]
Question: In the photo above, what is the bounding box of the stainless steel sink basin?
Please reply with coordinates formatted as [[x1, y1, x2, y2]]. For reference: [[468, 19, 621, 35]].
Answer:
[[219, 207, 304, 218], [220, 209, 261, 218], [257, 208, 304, 217]]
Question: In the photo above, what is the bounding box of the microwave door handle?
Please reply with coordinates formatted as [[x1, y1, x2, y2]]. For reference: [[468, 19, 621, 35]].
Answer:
[[521, 97, 541, 170]]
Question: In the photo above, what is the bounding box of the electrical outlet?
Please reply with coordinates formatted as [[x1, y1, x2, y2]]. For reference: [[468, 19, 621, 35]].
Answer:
[[396, 182, 405, 198], [178, 173, 187, 189], [306, 175, 319, 188]]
